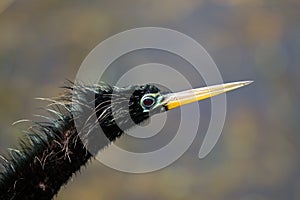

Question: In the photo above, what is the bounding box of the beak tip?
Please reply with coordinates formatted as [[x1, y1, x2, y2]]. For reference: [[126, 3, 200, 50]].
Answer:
[[245, 80, 254, 85], [243, 80, 254, 86]]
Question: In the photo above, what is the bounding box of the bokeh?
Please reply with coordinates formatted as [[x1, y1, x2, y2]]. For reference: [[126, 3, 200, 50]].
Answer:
[[0, 0, 299, 199]]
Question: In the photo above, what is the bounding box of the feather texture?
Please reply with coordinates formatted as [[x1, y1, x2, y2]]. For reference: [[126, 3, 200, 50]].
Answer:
[[0, 82, 161, 200]]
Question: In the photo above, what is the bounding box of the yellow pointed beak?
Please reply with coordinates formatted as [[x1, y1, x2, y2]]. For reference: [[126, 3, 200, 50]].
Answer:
[[162, 81, 253, 110]]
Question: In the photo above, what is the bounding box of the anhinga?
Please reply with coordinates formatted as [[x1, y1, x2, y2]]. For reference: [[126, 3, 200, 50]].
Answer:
[[0, 80, 252, 200]]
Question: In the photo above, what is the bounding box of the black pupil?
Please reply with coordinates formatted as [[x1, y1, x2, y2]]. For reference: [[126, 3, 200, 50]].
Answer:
[[143, 98, 154, 107]]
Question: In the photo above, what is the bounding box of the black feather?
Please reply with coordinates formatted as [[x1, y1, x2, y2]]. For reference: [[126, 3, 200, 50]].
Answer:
[[0, 82, 162, 200]]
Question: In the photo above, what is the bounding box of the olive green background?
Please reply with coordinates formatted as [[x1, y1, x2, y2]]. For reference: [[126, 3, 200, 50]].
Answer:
[[0, 1, 299, 199]]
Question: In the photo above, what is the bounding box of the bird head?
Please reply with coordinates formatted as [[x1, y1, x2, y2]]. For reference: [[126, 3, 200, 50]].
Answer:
[[93, 81, 252, 141]]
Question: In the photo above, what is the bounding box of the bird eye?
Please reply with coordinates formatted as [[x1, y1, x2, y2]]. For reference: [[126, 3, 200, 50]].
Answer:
[[141, 95, 156, 109]]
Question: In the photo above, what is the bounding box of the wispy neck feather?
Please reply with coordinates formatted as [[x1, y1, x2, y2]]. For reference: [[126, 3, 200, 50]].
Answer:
[[0, 83, 119, 200], [0, 82, 161, 199]]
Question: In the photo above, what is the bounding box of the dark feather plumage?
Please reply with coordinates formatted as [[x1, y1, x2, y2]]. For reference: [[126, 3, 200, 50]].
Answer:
[[0, 82, 162, 200]]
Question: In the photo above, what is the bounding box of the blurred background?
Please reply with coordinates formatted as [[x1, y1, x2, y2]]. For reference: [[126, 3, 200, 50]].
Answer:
[[0, 0, 299, 199]]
